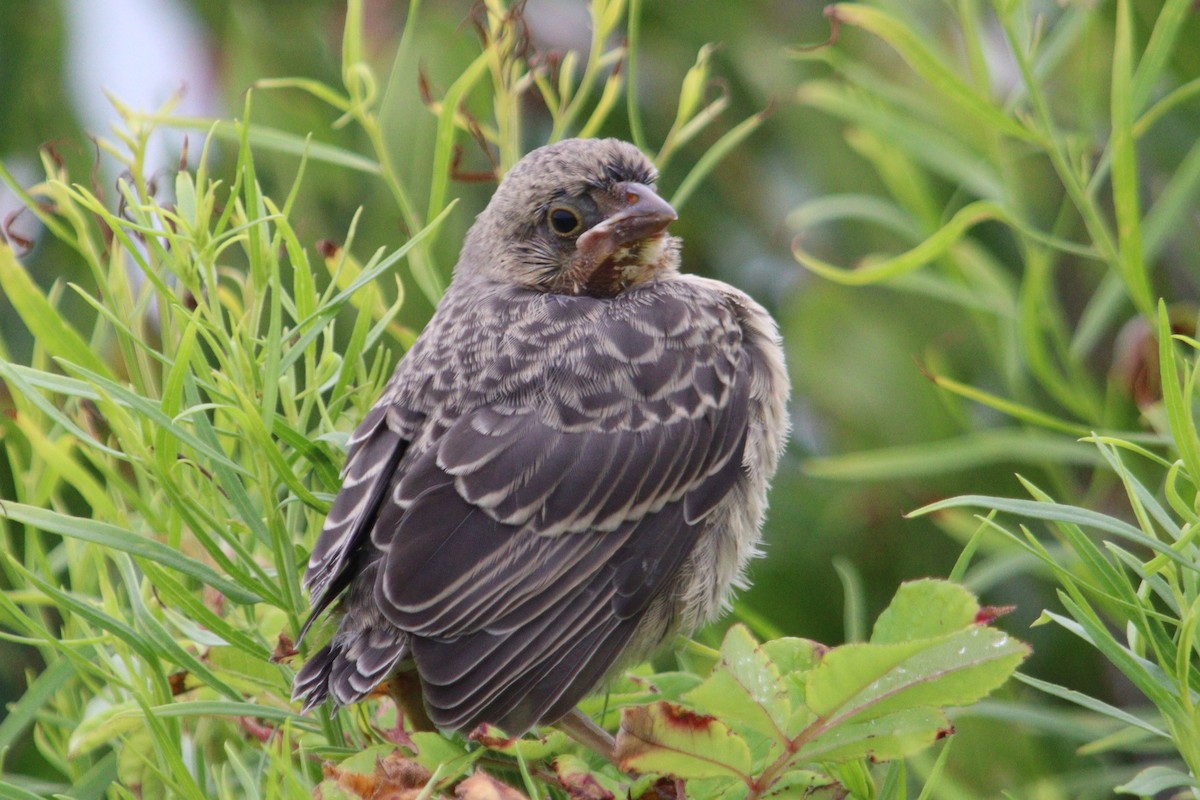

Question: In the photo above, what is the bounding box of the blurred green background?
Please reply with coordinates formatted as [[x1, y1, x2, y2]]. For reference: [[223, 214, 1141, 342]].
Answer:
[[3, 0, 1200, 794]]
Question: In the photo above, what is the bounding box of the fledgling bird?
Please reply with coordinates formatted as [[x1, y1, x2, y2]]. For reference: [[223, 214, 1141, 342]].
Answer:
[[293, 138, 789, 750]]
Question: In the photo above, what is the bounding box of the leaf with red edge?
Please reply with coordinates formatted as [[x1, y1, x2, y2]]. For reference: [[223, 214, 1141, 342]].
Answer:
[[553, 754, 619, 800], [316, 747, 442, 800], [616, 701, 753, 781], [456, 771, 528, 800], [469, 724, 571, 761]]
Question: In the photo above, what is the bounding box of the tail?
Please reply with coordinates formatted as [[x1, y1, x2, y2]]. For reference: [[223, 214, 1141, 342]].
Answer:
[[292, 642, 339, 712], [292, 624, 409, 712], [293, 550, 410, 712]]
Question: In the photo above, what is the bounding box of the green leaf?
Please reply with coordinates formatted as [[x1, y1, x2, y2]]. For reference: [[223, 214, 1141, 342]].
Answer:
[[795, 707, 952, 763], [427, 51, 491, 222], [553, 754, 624, 800], [763, 769, 834, 799], [0, 500, 259, 604], [0, 243, 114, 380], [1014, 673, 1167, 738], [1115, 765, 1199, 795], [669, 109, 767, 212], [472, 725, 572, 761], [0, 363, 127, 459], [69, 701, 148, 757], [139, 561, 268, 659], [207, 646, 285, 692], [683, 624, 790, 744], [616, 701, 753, 781], [761, 638, 826, 675], [1131, 0, 1194, 113], [826, 5, 1036, 143], [871, 580, 979, 644], [1110, 0, 1154, 318], [61, 361, 252, 479], [804, 430, 1100, 481], [806, 626, 1029, 725], [143, 114, 382, 174], [407, 732, 476, 775], [794, 200, 1004, 286], [110, 701, 312, 725], [1158, 301, 1200, 485], [761, 637, 827, 733], [796, 81, 1003, 200], [0, 658, 74, 754], [0, 781, 51, 800], [909, 494, 1190, 567]]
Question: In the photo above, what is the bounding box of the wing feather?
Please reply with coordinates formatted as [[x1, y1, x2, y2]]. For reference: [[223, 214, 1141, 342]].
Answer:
[[299, 407, 408, 641], [410, 501, 697, 733]]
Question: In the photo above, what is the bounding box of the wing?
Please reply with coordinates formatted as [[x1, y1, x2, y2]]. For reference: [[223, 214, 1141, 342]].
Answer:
[[371, 290, 754, 733], [298, 404, 411, 641]]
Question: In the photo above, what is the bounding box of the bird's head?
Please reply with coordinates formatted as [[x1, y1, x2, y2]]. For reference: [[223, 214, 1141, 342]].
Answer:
[[460, 138, 679, 297]]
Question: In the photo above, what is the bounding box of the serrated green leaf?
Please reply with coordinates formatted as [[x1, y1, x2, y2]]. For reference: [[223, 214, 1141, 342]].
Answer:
[[649, 671, 707, 700], [807, 626, 1029, 725], [795, 707, 951, 763], [762, 638, 826, 676], [683, 625, 790, 743], [871, 580, 979, 644]]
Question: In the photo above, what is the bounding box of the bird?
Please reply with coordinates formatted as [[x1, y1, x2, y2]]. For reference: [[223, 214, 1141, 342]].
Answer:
[[292, 137, 790, 755]]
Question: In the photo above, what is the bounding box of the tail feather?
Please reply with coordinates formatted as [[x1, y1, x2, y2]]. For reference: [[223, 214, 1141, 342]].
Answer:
[[293, 628, 409, 712], [292, 643, 338, 712]]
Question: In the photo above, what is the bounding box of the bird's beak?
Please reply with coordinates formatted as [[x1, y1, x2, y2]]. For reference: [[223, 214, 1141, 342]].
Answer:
[[576, 183, 677, 269]]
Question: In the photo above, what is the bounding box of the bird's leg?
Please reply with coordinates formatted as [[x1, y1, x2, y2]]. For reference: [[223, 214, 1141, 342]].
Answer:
[[554, 707, 617, 764], [381, 670, 436, 750]]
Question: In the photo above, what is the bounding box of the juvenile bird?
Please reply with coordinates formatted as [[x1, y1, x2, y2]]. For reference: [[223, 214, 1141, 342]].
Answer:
[[293, 138, 789, 753]]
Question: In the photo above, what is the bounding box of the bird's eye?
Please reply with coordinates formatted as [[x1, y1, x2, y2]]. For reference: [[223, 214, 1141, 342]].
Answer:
[[548, 206, 582, 236]]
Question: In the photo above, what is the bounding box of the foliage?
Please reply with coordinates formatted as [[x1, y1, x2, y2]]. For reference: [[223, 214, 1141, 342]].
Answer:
[[309, 580, 1026, 800], [790, 0, 1200, 792], [613, 580, 1026, 800]]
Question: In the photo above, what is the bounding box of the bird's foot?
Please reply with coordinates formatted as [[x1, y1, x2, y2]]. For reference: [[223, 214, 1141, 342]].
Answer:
[[379, 703, 421, 753]]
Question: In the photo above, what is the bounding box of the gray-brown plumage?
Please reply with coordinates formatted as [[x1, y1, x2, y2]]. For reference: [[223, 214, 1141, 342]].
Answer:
[[293, 138, 789, 738]]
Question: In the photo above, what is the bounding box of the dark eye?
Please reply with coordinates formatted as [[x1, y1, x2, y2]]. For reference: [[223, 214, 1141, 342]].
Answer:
[[549, 206, 582, 236]]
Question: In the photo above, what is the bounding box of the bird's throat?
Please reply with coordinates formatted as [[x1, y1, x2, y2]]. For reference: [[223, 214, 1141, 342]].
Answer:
[[577, 234, 673, 298]]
